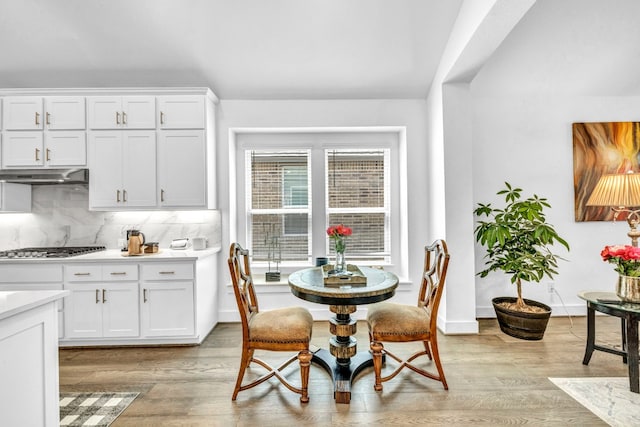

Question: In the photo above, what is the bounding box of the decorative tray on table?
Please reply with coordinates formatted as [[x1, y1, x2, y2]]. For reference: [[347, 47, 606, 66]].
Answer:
[[322, 264, 367, 287]]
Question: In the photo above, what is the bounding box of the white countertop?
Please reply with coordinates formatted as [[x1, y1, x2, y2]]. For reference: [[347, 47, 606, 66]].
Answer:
[[0, 246, 221, 264], [0, 290, 69, 321]]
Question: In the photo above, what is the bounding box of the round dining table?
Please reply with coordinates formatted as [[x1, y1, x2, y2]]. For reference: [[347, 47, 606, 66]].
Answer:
[[288, 266, 398, 403]]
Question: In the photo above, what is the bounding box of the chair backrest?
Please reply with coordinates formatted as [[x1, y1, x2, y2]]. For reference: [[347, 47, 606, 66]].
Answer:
[[418, 239, 450, 327], [228, 243, 259, 335]]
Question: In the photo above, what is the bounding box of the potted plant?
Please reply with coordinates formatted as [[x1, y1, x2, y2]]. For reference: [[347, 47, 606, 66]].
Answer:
[[474, 182, 570, 340]]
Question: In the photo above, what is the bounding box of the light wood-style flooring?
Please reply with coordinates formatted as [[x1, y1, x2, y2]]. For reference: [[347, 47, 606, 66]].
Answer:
[[59, 316, 630, 426]]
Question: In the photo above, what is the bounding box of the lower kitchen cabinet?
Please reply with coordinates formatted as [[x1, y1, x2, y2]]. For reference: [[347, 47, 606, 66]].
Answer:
[[140, 261, 195, 337], [63, 263, 140, 340], [141, 281, 195, 337], [64, 282, 139, 338]]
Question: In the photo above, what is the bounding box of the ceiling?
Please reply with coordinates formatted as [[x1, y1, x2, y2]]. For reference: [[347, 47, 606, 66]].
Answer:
[[0, 0, 463, 99], [2, 0, 638, 100]]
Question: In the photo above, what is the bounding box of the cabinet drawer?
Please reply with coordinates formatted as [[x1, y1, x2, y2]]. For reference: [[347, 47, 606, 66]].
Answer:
[[142, 263, 194, 281], [65, 265, 102, 282], [0, 264, 63, 283], [102, 264, 138, 281]]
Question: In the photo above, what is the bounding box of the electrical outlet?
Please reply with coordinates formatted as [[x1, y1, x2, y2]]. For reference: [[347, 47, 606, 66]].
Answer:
[[547, 281, 555, 293]]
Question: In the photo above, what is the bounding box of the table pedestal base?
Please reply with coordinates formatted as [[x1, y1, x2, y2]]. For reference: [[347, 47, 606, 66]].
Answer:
[[312, 348, 374, 404]]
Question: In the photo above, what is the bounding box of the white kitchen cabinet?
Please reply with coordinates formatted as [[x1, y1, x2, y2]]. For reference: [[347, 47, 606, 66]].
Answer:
[[158, 130, 206, 208], [2, 130, 85, 168], [87, 96, 156, 129], [88, 130, 157, 209], [141, 262, 195, 337], [157, 95, 205, 129], [63, 263, 139, 339], [3, 96, 85, 130], [0, 182, 31, 212]]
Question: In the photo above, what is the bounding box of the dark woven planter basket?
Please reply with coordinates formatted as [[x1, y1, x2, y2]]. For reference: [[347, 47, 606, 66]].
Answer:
[[492, 297, 552, 341]]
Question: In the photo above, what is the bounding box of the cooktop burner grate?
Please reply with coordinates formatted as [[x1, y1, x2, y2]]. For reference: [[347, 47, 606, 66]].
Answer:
[[0, 245, 106, 259]]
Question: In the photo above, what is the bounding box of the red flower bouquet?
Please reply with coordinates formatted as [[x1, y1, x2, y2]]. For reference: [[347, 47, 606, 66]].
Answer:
[[601, 245, 640, 277]]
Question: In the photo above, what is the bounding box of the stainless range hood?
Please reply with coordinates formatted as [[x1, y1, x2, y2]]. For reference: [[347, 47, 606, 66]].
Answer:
[[0, 168, 89, 184]]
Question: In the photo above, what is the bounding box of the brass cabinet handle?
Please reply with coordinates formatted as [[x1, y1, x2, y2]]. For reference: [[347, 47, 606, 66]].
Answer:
[[95, 289, 100, 304], [116, 111, 121, 125], [116, 190, 121, 202], [46, 112, 51, 125], [122, 111, 127, 125], [74, 272, 91, 276], [35, 148, 40, 161], [123, 189, 127, 202], [160, 111, 165, 124], [46, 148, 51, 162], [161, 189, 165, 202], [35, 111, 40, 125], [102, 289, 106, 303], [143, 288, 148, 303], [159, 271, 175, 275]]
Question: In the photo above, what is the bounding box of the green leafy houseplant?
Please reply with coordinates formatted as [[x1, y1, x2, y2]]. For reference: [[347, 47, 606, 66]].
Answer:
[[474, 183, 570, 312]]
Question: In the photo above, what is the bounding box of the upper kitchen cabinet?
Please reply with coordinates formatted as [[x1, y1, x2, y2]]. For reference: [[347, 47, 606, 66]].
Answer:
[[157, 96, 205, 129], [88, 96, 156, 130], [2, 131, 86, 168], [88, 130, 157, 209], [3, 96, 85, 130], [158, 130, 206, 208]]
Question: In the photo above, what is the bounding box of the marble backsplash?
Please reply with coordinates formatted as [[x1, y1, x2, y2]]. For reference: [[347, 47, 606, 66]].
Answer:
[[0, 185, 221, 250]]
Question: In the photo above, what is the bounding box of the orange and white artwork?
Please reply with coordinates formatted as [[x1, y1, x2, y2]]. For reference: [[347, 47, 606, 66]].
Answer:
[[573, 122, 640, 221]]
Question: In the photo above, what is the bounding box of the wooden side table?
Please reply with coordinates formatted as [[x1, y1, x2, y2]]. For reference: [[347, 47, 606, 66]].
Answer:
[[578, 291, 640, 393]]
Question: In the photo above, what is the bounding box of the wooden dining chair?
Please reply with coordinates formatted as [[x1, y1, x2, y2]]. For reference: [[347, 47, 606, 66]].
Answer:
[[366, 239, 450, 391], [227, 243, 314, 403]]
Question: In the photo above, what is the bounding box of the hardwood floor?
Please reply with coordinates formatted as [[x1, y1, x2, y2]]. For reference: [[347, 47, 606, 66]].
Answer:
[[59, 316, 630, 426]]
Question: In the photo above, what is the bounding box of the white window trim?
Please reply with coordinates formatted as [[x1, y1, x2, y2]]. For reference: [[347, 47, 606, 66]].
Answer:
[[228, 126, 409, 281]]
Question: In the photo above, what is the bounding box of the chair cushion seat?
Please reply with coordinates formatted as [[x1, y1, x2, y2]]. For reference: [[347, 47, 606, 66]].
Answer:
[[249, 307, 313, 350], [367, 302, 430, 342]]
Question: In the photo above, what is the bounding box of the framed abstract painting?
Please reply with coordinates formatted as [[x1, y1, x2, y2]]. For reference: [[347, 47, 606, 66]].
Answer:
[[573, 121, 640, 221]]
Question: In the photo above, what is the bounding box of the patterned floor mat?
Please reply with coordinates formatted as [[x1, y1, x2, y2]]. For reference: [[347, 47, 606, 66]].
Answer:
[[59, 392, 138, 426]]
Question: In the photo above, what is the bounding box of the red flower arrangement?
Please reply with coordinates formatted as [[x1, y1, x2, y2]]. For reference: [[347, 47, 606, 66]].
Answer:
[[327, 224, 352, 254], [601, 245, 640, 277]]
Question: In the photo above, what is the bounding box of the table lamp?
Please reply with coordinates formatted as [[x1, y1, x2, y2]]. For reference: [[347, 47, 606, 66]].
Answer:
[[586, 171, 640, 247]]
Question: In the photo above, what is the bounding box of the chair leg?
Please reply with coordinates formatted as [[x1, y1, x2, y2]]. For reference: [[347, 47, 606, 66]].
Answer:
[[428, 339, 448, 390], [232, 347, 252, 400], [298, 349, 312, 403], [371, 340, 384, 391]]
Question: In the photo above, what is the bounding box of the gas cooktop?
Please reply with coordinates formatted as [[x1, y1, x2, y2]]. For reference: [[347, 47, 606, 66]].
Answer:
[[0, 246, 106, 259]]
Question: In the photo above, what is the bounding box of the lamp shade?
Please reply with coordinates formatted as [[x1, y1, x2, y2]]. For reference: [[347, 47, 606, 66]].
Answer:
[[586, 172, 640, 207]]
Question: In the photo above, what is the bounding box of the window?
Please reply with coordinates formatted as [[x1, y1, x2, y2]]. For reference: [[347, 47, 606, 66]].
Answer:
[[234, 128, 406, 277]]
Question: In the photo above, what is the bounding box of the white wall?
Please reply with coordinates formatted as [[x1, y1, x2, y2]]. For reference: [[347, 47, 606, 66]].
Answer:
[[215, 99, 429, 322], [470, 94, 638, 316]]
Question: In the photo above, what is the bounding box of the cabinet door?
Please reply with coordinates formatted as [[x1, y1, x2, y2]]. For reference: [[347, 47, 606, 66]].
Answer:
[[3, 96, 43, 130], [44, 131, 86, 166], [158, 130, 206, 207], [122, 131, 157, 207], [157, 96, 204, 129], [102, 283, 140, 338], [44, 96, 86, 130], [141, 281, 195, 337], [87, 97, 121, 129], [122, 96, 156, 129], [2, 131, 44, 167], [88, 131, 123, 208], [64, 284, 103, 338]]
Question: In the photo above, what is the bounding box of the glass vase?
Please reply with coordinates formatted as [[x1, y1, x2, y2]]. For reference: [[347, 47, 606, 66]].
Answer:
[[335, 250, 346, 273], [617, 275, 640, 303]]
